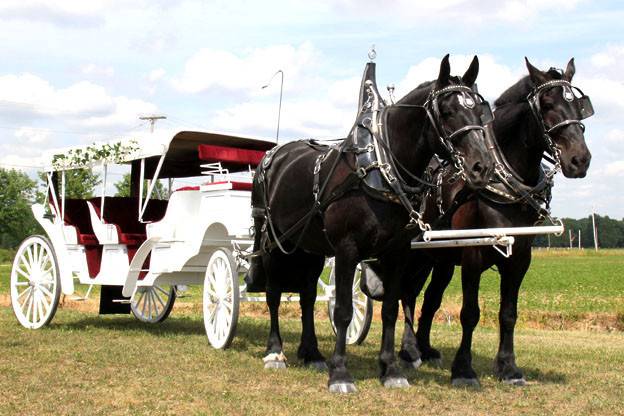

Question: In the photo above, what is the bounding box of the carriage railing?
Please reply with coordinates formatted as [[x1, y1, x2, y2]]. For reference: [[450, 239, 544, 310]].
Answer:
[[410, 223, 564, 258]]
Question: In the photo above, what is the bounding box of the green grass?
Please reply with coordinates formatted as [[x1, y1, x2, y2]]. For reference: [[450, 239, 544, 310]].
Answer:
[[1, 250, 623, 414], [0, 307, 623, 415]]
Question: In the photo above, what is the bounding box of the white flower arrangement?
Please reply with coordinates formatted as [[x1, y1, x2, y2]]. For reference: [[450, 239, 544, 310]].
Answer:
[[51, 140, 139, 170]]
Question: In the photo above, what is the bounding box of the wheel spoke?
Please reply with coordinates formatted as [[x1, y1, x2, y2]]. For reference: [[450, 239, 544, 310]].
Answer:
[[155, 286, 169, 296], [20, 254, 32, 275], [153, 288, 166, 309], [18, 286, 32, 304], [38, 288, 51, 312], [36, 293, 45, 323], [150, 291, 161, 315]]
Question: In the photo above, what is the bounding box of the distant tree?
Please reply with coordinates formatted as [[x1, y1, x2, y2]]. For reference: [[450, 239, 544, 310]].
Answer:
[[38, 169, 101, 200], [114, 173, 167, 199], [0, 169, 41, 248]]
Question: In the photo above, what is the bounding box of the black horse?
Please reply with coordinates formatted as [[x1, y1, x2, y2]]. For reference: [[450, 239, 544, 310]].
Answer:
[[248, 55, 495, 393], [398, 58, 593, 386]]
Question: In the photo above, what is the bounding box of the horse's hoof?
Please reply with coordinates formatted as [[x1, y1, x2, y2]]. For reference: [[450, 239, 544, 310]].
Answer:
[[383, 377, 410, 389], [452, 377, 480, 387], [502, 377, 527, 386], [307, 361, 328, 372], [328, 382, 357, 394], [263, 352, 287, 369], [401, 358, 422, 370], [264, 360, 287, 369], [425, 358, 443, 368]]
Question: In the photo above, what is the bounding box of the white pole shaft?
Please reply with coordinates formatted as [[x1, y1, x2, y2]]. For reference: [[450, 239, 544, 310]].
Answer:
[[412, 236, 515, 249], [422, 225, 563, 241]]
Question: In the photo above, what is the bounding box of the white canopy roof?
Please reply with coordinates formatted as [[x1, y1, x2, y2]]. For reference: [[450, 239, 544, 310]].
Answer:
[[43, 129, 276, 178]]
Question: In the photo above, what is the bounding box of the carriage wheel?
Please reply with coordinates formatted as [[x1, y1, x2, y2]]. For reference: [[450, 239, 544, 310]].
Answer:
[[203, 249, 239, 349], [328, 263, 373, 345], [131, 285, 176, 323], [10, 235, 61, 329]]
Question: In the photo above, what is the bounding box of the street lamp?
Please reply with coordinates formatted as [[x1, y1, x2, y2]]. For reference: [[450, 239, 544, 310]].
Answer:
[[262, 70, 284, 144]]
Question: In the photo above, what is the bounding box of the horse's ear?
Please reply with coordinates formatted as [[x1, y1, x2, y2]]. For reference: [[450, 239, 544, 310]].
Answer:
[[436, 54, 451, 88], [525, 57, 547, 85], [462, 55, 479, 87], [564, 58, 576, 81]]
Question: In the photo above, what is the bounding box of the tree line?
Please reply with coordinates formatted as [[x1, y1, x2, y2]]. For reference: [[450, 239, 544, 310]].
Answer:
[[1, 167, 623, 249]]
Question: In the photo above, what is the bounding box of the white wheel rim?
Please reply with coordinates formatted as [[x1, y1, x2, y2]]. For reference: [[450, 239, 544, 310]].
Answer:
[[329, 264, 370, 344], [203, 250, 236, 349], [10, 237, 58, 329], [131, 285, 173, 323]]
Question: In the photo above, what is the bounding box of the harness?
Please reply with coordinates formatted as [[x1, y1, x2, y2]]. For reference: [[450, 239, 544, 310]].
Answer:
[[254, 63, 495, 256], [445, 75, 595, 224]]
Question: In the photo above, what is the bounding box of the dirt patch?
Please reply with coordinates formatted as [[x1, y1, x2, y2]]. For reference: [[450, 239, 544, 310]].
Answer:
[[2, 293, 621, 332]]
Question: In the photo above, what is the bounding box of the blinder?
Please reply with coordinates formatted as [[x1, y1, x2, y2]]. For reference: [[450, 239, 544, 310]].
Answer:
[[426, 85, 493, 145]]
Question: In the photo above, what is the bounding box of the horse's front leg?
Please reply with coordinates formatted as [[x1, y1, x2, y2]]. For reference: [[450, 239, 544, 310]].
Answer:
[[379, 261, 410, 388], [327, 250, 358, 393], [451, 247, 483, 386], [416, 262, 455, 365], [495, 247, 531, 385], [399, 262, 432, 369]]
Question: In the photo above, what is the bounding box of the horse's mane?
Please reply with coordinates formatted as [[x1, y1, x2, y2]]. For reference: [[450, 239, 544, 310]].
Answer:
[[397, 76, 462, 105], [493, 68, 564, 134]]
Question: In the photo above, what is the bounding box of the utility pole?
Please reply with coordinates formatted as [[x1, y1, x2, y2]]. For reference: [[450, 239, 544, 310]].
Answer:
[[591, 206, 599, 251], [578, 229, 581, 250], [139, 114, 167, 133], [568, 229, 573, 249]]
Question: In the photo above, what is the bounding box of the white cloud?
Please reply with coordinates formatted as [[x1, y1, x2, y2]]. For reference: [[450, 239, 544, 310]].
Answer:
[[396, 54, 523, 101], [81, 63, 115, 77], [14, 127, 50, 144], [321, 0, 584, 24], [148, 68, 166, 83], [171, 42, 322, 96], [0, 73, 157, 129], [604, 160, 624, 177], [211, 98, 353, 139]]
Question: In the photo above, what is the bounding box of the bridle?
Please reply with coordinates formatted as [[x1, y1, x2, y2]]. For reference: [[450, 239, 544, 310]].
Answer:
[[389, 84, 494, 183], [526, 78, 595, 177]]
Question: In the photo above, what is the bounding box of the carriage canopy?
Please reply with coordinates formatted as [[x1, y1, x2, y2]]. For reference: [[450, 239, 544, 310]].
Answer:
[[43, 130, 277, 179]]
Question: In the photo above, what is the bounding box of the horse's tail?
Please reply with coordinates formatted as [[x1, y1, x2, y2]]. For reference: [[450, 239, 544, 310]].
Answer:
[[244, 161, 269, 291]]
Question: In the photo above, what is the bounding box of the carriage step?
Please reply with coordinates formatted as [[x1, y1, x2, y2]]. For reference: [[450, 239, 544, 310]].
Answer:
[[112, 299, 132, 304]]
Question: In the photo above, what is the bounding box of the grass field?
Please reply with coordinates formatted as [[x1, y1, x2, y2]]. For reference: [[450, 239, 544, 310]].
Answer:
[[0, 249, 623, 415]]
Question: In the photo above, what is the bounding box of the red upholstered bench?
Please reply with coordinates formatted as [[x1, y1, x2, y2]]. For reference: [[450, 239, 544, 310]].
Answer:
[[197, 144, 266, 167], [203, 181, 253, 191]]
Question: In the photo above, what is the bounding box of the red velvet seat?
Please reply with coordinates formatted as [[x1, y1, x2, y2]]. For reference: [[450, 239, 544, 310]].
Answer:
[[89, 197, 169, 265], [59, 199, 102, 277], [197, 144, 266, 167], [203, 181, 253, 191]]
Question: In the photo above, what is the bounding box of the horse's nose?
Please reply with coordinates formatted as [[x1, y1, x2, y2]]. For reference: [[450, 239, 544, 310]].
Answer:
[[467, 160, 491, 188], [571, 154, 591, 170]]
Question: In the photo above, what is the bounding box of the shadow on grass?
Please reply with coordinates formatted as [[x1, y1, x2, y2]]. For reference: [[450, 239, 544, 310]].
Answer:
[[51, 314, 206, 336], [48, 311, 567, 387]]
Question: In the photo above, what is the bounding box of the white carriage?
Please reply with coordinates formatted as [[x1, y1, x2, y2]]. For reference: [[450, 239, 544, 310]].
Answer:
[[9, 130, 373, 348]]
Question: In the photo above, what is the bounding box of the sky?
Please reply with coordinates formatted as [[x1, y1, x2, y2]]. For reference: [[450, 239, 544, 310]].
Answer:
[[0, 0, 622, 219]]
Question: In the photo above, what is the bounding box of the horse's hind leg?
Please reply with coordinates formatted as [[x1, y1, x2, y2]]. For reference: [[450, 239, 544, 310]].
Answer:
[[297, 253, 327, 370], [416, 262, 455, 365], [263, 254, 286, 369], [451, 248, 483, 387], [495, 247, 530, 386]]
